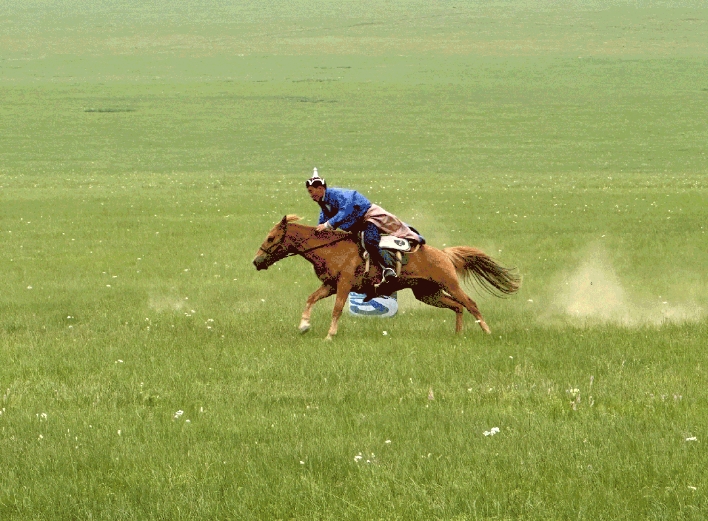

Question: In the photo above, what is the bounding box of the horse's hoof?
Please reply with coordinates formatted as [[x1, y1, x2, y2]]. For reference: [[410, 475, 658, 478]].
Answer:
[[481, 322, 491, 334], [299, 324, 310, 334]]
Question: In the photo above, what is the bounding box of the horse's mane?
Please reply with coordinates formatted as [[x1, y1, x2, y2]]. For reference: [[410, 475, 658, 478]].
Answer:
[[284, 214, 351, 238]]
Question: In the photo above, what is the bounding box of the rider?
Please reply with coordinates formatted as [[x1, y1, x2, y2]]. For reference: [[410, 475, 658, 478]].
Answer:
[[305, 168, 424, 289]]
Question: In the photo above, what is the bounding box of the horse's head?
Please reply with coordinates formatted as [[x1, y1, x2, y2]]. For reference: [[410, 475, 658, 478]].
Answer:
[[253, 215, 300, 270]]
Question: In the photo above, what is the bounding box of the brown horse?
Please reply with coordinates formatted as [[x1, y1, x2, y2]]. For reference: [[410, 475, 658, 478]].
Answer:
[[253, 215, 520, 340]]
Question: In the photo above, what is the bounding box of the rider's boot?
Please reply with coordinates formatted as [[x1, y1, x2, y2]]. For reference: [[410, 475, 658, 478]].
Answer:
[[376, 267, 397, 297], [362, 265, 397, 302], [362, 239, 396, 302], [373, 249, 398, 297]]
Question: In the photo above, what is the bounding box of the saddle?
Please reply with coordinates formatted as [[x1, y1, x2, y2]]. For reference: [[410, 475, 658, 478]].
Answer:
[[358, 233, 421, 280], [379, 236, 412, 252]]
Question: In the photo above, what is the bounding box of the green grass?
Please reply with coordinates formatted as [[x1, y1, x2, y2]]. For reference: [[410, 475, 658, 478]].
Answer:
[[1, 1, 708, 519]]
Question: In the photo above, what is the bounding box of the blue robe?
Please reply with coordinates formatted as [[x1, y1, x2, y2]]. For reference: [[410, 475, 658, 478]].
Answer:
[[317, 187, 372, 232]]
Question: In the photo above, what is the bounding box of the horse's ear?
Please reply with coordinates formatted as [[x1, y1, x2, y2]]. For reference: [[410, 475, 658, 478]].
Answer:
[[280, 215, 288, 226]]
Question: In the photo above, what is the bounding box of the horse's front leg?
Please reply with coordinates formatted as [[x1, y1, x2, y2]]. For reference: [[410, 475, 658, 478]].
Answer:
[[299, 284, 335, 333], [325, 278, 354, 341]]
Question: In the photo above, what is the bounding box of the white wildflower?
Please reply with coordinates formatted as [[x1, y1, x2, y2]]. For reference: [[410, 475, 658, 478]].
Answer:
[[174, 410, 184, 419]]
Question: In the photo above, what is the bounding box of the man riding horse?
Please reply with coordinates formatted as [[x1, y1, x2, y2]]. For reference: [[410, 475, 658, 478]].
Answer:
[[305, 168, 425, 296], [254, 175, 520, 339]]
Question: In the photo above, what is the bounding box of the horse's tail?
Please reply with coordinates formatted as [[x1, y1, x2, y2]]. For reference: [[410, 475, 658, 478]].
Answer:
[[443, 246, 521, 297]]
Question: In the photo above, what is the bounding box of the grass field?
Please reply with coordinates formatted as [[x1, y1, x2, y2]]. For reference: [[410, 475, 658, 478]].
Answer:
[[2, 1, 708, 519]]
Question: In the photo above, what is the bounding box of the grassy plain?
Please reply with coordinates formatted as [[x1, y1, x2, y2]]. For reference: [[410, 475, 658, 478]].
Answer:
[[1, 1, 708, 519]]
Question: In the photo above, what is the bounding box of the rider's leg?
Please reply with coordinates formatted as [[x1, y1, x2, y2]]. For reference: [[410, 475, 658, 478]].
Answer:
[[362, 223, 384, 270], [362, 223, 396, 280], [361, 223, 387, 302]]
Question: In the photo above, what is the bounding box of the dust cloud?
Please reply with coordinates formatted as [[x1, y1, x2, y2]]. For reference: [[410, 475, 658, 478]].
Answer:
[[148, 295, 186, 313], [550, 245, 704, 326]]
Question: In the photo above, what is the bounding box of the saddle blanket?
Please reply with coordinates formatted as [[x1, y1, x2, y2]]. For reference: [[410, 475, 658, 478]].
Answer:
[[363, 204, 422, 243]]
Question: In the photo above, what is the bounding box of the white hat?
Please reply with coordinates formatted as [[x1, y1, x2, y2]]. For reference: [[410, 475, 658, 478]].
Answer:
[[305, 167, 326, 187]]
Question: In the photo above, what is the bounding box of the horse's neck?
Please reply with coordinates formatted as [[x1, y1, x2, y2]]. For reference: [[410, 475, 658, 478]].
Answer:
[[290, 223, 343, 246], [288, 223, 354, 262]]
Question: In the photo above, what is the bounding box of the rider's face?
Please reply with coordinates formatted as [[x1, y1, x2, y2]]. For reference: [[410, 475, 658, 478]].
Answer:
[[307, 186, 326, 202]]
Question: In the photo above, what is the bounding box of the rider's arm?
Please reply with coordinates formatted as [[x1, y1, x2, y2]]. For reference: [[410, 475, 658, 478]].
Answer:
[[326, 189, 358, 230]]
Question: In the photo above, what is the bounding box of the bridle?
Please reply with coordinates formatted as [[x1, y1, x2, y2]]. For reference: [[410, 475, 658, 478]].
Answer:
[[295, 234, 352, 256], [260, 220, 353, 261]]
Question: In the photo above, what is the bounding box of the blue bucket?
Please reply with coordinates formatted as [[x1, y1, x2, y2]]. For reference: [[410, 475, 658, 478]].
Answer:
[[348, 292, 398, 318]]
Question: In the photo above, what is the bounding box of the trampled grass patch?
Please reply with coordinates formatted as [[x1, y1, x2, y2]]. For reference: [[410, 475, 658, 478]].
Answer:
[[1, 1, 707, 519]]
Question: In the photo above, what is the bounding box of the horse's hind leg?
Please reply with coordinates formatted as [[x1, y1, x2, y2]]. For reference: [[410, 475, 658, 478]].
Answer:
[[443, 282, 491, 334], [300, 284, 335, 333], [412, 283, 465, 333]]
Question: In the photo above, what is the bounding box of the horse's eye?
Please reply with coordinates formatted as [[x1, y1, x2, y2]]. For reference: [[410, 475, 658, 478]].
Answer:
[[267, 237, 274, 243]]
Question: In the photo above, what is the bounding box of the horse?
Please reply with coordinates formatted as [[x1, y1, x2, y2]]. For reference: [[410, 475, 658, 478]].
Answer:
[[253, 215, 520, 340]]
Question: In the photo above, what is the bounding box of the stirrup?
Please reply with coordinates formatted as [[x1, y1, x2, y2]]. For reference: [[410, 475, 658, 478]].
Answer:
[[382, 267, 397, 282], [374, 268, 396, 290]]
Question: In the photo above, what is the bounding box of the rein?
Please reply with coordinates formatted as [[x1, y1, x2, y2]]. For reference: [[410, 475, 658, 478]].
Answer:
[[262, 220, 353, 260], [285, 233, 352, 258]]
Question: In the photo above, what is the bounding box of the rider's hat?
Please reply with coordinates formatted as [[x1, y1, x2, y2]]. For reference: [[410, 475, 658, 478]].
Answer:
[[305, 167, 326, 188]]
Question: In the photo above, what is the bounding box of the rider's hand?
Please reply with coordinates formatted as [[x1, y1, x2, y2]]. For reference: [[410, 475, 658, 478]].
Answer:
[[315, 223, 330, 232]]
